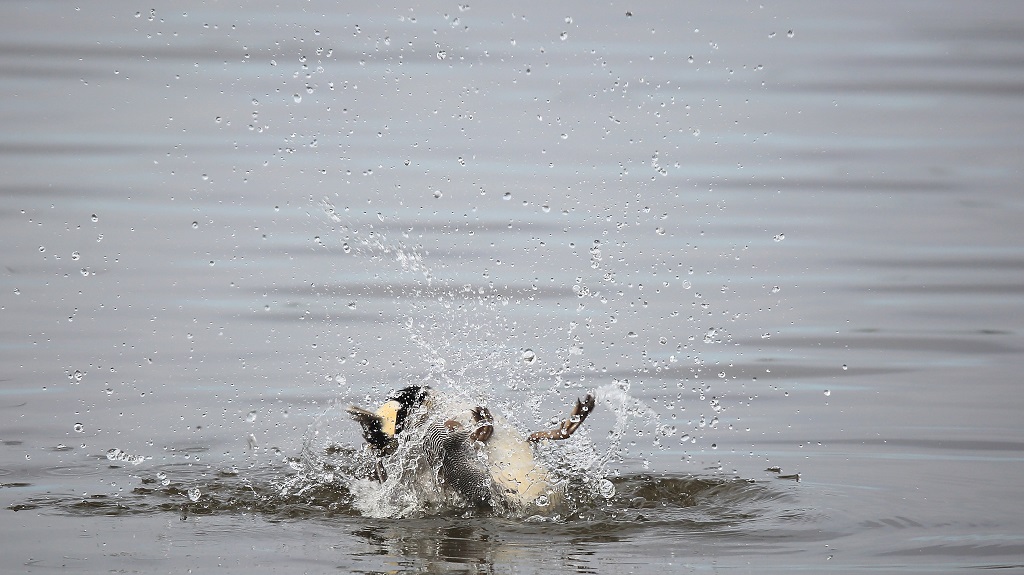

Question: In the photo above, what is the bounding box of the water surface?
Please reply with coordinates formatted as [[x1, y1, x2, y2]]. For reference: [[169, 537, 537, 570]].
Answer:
[[2, 1, 1023, 573]]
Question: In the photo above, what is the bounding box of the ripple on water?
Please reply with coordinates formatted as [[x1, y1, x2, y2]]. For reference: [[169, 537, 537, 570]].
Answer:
[[7, 459, 790, 536], [40, 463, 105, 477]]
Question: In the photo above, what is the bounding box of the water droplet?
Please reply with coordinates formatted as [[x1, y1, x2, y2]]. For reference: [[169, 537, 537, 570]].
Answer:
[[73, 423, 84, 433], [157, 471, 170, 486], [559, 31, 568, 41], [71, 251, 81, 261], [436, 50, 446, 60], [342, 242, 351, 253], [502, 192, 512, 201], [687, 55, 694, 63], [535, 494, 550, 506], [598, 478, 615, 498], [293, 93, 302, 103], [245, 410, 257, 423], [770, 286, 781, 293], [433, 190, 443, 199], [188, 487, 202, 502], [522, 349, 536, 364], [91, 214, 99, 222], [842, 364, 848, 371], [192, 221, 198, 229], [824, 389, 831, 396], [655, 227, 665, 235], [773, 233, 785, 242], [787, 29, 795, 38]]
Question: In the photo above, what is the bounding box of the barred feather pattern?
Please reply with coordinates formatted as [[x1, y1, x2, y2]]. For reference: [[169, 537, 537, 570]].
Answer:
[[421, 419, 494, 506]]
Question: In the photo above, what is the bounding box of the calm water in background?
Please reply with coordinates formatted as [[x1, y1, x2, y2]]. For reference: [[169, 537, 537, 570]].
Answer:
[[2, 1, 1023, 573]]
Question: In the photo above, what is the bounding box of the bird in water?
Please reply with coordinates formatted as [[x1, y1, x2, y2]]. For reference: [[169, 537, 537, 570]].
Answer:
[[347, 385, 596, 514]]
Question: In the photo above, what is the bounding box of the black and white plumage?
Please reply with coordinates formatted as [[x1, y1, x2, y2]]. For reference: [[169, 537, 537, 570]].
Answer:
[[347, 386, 595, 512]]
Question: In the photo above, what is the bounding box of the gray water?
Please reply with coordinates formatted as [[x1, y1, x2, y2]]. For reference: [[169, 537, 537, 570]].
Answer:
[[2, 0, 1023, 572]]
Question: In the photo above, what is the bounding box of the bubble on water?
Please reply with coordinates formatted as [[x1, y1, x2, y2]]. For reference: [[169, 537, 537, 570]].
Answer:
[[436, 50, 446, 60], [773, 233, 785, 242], [157, 471, 170, 486], [71, 251, 81, 261], [91, 214, 99, 222], [502, 192, 512, 201], [73, 423, 84, 433], [559, 31, 568, 41], [192, 221, 199, 229], [38, 246, 46, 253], [842, 364, 848, 371], [342, 242, 351, 253], [541, 204, 551, 213], [534, 493, 550, 506], [521, 349, 536, 364], [770, 286, 781, 293], [433, 190, 443, 199], [80, 268, 89, 277], [106, 448, 146, 465], [188, 487, 202, 502], [787, 29, 795, 38]]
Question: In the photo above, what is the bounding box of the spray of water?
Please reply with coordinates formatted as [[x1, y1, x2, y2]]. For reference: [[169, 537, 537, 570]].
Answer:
[[271, 200, 671, 518]]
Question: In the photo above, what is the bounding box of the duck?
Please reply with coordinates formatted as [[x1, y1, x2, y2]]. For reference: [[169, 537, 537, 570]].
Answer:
[[347, 385, 595, 514]]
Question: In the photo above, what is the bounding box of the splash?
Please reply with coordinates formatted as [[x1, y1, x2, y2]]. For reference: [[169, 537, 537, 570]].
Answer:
[[280, 202, 681, 518]]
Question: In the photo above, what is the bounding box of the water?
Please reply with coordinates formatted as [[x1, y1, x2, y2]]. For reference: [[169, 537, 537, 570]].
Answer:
[[3, 0, 1024, 572]]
